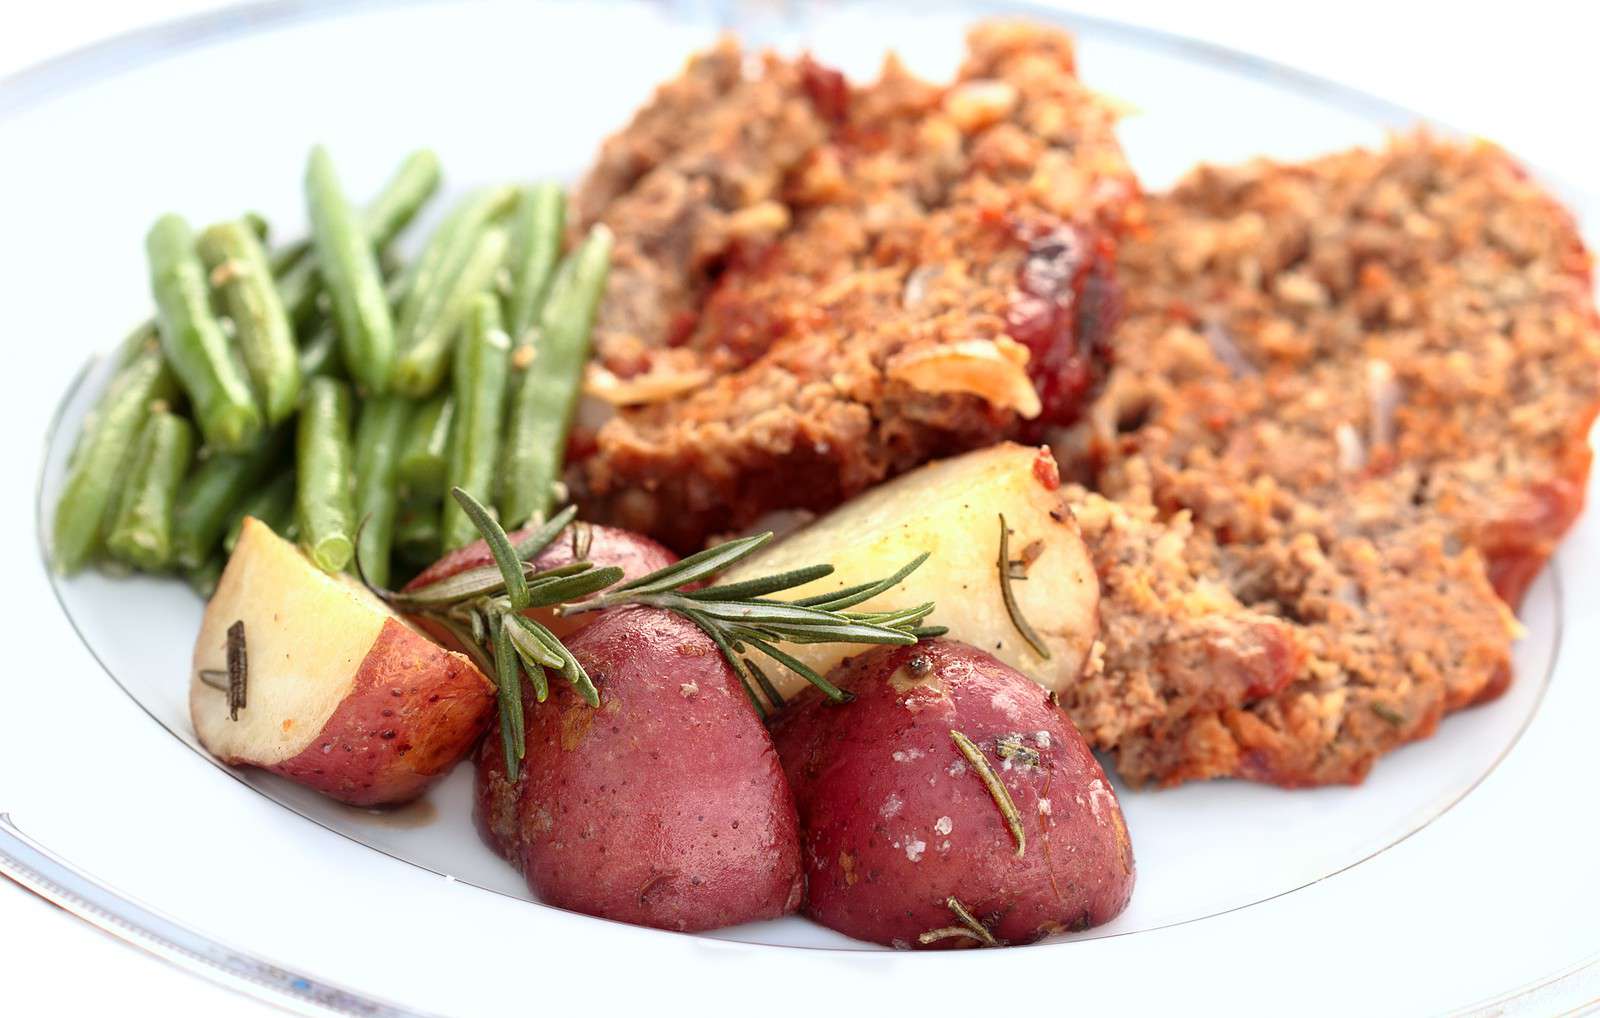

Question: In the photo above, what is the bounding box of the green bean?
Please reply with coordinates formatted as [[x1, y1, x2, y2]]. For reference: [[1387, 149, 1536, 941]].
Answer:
[[305, 146, 394, 395], [274, 150, 442, 324], [147, 213, 262, 452], [300, 269, 408, 382], [105, 410, 196, 570], [362, 149, 442, 253], [223, 470, 296, 554], [392, 185, 516, 310], [199, 220, 301, 424], [498, 225, 612, 528], [171, 428, 290, 571], [274, 256, 323, 328], [243, 211, 271, 243], [440, 294, 511, 551], [392, 225, 510, 398], [184, 555, 226, 600], [505, 184, 566, 344], [295, 377, 357, 573], [394, 500, 442, 567], [396, 392, 453, 494], [298, 321, 344, 380], [122, 153, 429, 379], [52, 348, 177, 573], [269, 239, 310, 278], [353, 396, 411, 588], [114, 319, 161, 368]]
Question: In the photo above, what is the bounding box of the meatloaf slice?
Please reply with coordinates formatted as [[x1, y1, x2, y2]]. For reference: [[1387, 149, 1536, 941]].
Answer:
[[1081, 453, 1515, 787], [1059, 486, 1302, 753], [573, 40, 841, 385], [1098, 135, 1600, 608], [573, 23, 1139, 550], [1058, 135, 1596, 787]]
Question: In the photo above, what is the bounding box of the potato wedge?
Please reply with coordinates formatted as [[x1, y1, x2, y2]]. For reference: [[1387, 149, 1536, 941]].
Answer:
[[719, 442, 1097, 700], [191, 517, 495, 806]]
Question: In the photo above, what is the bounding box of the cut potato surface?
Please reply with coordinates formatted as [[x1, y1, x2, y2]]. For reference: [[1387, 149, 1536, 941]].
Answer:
[[191, 517, 494, 806], [719, 443, 1098, 700]]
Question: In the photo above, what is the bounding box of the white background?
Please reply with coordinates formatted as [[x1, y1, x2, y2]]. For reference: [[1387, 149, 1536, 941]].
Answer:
[[3, 2, 1597, 1015]]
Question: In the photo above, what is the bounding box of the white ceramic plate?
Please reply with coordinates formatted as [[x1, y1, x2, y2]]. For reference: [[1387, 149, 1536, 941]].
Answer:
[[6, 2, 1599, 1014]]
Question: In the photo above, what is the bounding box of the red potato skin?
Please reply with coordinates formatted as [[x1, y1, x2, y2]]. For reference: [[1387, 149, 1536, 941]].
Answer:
[[473, 608, 805, 932], [772, 640, 1135, 948], [259, 619, 496, 807]]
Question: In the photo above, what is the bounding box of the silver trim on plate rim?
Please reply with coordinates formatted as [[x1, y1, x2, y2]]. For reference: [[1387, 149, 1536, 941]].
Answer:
[[12, 0, 1596, 1011]]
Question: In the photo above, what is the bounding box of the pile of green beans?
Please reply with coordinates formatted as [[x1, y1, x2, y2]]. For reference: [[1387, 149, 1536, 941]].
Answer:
[[50, 146, 612, 597]]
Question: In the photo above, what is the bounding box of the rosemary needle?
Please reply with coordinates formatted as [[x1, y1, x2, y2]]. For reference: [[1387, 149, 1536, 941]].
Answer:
[[360, 487, 937, 779], [997, 513, 1051, 660], [951, 730, 1026, 858], [918, 897, 999, 947]]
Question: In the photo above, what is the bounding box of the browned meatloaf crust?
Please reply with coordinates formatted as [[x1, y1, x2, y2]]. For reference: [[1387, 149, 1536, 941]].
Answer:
[[570, 23, 1139, 551], [1060, 135, 1600, 787]]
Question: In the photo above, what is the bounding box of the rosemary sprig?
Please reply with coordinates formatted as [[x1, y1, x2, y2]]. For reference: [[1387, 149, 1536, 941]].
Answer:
[[995, 733, 1041, 768], [997, 514, 1050, 659], [226, 620, 247, 721], [917, 896, 999, 947], [360, 487, 936, 782], [951, 729, 1026, 857], [561, 537, 932, 702]]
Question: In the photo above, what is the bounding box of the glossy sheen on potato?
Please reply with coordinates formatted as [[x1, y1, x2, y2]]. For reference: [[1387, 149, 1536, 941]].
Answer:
[[405, 522, 676, 638], [718, 443, 1098, 701], [191, 517, 495, 806], [772, 640, 1135, 948], [475, 608, 804, 932]]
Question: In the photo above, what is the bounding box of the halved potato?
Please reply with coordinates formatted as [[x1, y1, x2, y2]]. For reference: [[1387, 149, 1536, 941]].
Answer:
[[719, 443, 1098, 701], [191, 517, 495, 807]]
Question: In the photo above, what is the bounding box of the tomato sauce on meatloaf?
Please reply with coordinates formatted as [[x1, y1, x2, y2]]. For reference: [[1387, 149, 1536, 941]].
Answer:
[[559, 25, 1599, 791], [1058, 135, 1600, 787], [568, 23, 1137, 551]]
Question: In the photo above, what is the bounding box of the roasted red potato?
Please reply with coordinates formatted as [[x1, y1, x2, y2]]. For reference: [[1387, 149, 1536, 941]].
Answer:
[[476, 607, 804, 931], [191, 518, 495, 807], [405, 521, 675, 638], [772, 640, 1135, 948]]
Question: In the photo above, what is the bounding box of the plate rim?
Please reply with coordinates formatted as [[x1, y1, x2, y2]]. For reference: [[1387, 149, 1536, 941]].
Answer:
[[10, 1, 1597, 1012]]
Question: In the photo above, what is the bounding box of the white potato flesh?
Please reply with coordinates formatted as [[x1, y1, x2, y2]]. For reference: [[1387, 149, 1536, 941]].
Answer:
[[719, 442, 1099, 701], [190, 516, 399, 764]]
